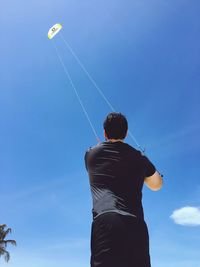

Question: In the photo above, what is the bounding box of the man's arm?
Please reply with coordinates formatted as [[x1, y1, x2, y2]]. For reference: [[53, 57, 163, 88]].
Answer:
[[144, 171, 163, 191]]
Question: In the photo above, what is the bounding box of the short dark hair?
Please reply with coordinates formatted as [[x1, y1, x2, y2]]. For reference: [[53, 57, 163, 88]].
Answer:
[[103, 112, 128, 139]]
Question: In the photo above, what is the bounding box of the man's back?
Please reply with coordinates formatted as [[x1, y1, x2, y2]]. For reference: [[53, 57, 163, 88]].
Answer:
[[85, 112, 162, 267], [85, 140, 156, 220]]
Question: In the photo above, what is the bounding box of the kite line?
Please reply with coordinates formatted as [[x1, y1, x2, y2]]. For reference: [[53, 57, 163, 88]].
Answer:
[[60, 32, 115, 112], [52, 40, 101, 143], [48, 24, 145, 152], [59, 32, 144, 152]]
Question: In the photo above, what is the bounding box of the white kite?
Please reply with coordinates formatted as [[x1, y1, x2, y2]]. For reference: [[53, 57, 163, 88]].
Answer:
[[48, 23, 62, 39]]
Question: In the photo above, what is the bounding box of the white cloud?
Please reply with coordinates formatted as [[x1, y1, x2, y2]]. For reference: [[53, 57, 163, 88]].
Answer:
[[170, 206, 200, 226]]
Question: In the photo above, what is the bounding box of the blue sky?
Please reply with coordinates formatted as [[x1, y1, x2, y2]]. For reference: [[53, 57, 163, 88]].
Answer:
[[1, 0, 200, 266]]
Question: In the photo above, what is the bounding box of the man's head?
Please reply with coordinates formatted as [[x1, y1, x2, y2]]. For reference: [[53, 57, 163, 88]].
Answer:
[[103, 112, 128, 140]]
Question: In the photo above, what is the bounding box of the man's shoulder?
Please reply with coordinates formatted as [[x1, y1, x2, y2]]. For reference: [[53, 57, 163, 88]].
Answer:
[[120, 142, 142, 155], [85, 142, 104, 156], [84, 143, 104, 170], [86, 142, 101, 150], [85, 141, 141, 156]]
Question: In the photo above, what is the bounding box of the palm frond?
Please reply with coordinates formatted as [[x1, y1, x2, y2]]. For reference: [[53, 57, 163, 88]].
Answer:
[[0, 228, 12, 240], [0, 225, 7, 230], [0, 247, 10, 262], [0, 240, 17, 247], [0, 224, 16, 262]]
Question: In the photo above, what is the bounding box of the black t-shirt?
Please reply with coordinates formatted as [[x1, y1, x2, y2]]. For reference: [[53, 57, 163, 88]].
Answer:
[[84, 141, 156, 220]]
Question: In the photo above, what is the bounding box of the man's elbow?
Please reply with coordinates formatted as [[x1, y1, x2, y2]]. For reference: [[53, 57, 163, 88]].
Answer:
[[149, 181, 163, 191], [144, 171, 163, 191]]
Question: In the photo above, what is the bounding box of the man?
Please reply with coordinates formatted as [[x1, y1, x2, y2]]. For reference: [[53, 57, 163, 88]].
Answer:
[[84, 112, 163, 267]]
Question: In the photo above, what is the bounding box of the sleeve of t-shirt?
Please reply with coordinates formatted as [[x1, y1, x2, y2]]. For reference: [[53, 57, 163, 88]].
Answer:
[[84, 151, 89, 171], [142, 155, 156, 177], [84, 146, 93, 171]]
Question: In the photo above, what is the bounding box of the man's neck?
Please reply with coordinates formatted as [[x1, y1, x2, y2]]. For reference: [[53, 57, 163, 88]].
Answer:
[[107, 139, 124, 143]]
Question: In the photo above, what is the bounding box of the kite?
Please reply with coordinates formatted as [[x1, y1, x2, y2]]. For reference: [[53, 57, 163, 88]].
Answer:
[[48, 23, 62, 40]]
